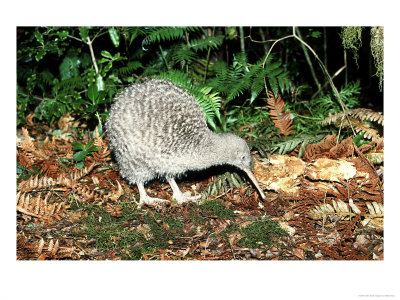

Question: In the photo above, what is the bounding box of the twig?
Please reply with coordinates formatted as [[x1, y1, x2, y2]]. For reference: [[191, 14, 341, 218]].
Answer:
[[91, 28, 107, 42], [67, 30, 104, 75], [323, 27, 328, 70], [258, 27, 270, 55], [66, 34, 83, 42], [239, 27, 245, 53], [203, 27, 215, 84], [312, 51, 347, 99], [295, 27, 321, 92], [262, 34, 294, 91], [158, 45, 169, 70], [86, 35, 99, 74]]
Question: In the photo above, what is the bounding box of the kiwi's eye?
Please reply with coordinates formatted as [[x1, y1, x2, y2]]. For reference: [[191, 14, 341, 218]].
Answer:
[[241, 155, 246, 161]]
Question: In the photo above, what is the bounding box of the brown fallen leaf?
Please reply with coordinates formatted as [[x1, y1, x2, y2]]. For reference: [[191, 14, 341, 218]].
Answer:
[[293, 248, 305, 260]]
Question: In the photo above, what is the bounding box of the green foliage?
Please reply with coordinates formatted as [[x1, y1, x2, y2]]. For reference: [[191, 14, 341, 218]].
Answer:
[[247, 134, 325, 157], [353, 133, 370, 147], [238, 217, 288, 248], [16, 27, 231, 127], [201, 171, 247, 200], [142, 27, 201, 45], [17, 26, 292, 132], [72, 140, 99, 168], [190, 35, 225, 52], [310, 81, 361, 120], [17, 27, 129, 125], [108, 27, 120, 47], [17, 163, 42, 183], [199, 200, 236, 219], [18, 26, 373, 154], [207, 53, 290, 106]]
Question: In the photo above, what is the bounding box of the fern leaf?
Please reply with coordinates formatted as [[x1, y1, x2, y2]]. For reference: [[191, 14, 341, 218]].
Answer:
[[201, 171, 246, 200], [170, 44, 197, 66], [319, 108, 383, 139], [308, 200, 383, 221], [190, 35, 224, 51], [352, 108, 383, 125], [117, 61, 143, 76], [270, 139, 301, 155], [266, 92, 295, 136], [351, 119, 380, 140], [142, 27, 201, 45]]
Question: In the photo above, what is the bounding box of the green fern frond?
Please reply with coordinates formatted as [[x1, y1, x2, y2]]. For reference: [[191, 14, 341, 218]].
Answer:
[[250, 75, 265, 103], [53, 76, 86, 94], [232, 52, 249, 69], [227, 77, 250, 101], [247, 134, 325, 157], [38, 70, 55, 87], [191, 58, 215, 77], [169, 44, 197, 67], [201, 171, 246, 200], [311, 80, 361, 117], [190, 35, 224, 52], [142, 27, 201, 46], [271, 134, 325, 156], [277, 71, 291, 94], [153, 69, 192, 86], [207, 53, 290, 104], [117, 61, 143, 76], [124, 27, 146, 45], [192, 86, 222, 130]]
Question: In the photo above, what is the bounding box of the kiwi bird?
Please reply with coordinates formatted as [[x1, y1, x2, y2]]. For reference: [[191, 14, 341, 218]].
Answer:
[[106, 79, 266, 208]]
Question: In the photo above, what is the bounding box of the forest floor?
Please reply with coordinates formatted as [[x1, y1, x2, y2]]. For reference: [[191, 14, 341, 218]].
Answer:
[[16, 114, 384, 260]]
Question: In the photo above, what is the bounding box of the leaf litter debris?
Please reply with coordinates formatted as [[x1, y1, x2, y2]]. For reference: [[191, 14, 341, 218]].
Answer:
[[16, 118, 383, 260]]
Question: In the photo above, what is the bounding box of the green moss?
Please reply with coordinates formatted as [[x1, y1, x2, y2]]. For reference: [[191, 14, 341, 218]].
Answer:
[[82, 208, 143, 253], [74, 202, 162, 259], [164, 215, 184, 231], [238, 217, 287, 248], [220, 223, 240, 239], [188, 205, 206, 226], [341, 26, 362, 64], [142, 213, 173, 249], [370, 27, 384, 91], [199, 200, 235, 219]]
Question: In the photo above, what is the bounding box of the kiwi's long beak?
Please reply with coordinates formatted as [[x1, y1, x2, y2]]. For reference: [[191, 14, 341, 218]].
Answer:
[[242, 167, 266, 200]]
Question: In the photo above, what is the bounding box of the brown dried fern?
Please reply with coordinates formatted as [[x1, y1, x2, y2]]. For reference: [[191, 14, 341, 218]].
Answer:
[[266, 91, 295, 136], [18, 128, 75, 179], [18, 175, 58, 192], [319, 108, 383, 140], [16, 192, 68, 222], [68, 160, 97, 181], [92, 136, 111, 162], [302, 135, 337, 161], [352, 108, 383, 125], [350, 119, 379, 139], [36, 160, 62, 179], [328, 136, 354, 159], [307, 199, 383, 222], [34, 237, 80, 260]]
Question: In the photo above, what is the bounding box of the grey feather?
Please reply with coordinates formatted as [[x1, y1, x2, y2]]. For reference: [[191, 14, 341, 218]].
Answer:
[[106, 79, 265, 207]]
